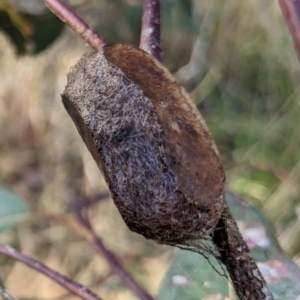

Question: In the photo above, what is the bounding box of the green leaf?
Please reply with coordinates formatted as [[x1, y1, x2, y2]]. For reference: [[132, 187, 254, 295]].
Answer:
[[0, 9, 26, 54], [27, 12, 64, 55], [0, 188, 28, 232], [157, 192, 300, 299], [157, 250, 230, 300], [0, 3, 64, 55]]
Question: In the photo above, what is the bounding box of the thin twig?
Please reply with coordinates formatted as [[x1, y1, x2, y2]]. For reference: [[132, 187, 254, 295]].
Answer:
[[0, 243, 104, 300], [75, 207, 154, 300], [279, 0, 300, 61], [43, 0, 107, 51], [140, 0, 162, 61], [41, 206, 153, 300]]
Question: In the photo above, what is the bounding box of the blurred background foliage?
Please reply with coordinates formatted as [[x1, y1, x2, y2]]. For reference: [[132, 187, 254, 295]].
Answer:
[[0, 0, 300, 299]]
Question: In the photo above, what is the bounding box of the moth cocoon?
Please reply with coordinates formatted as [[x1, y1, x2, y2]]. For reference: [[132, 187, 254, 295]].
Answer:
[[62, 44, 225, 245]]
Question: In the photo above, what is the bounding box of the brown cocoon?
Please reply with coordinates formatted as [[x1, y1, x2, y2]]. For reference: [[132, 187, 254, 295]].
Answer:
[[62, 44, 225, 245]]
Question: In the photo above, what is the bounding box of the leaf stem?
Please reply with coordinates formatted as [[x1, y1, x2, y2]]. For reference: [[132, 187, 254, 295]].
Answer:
[[43, 0, 106, 50], [0, 243, 104, 300]]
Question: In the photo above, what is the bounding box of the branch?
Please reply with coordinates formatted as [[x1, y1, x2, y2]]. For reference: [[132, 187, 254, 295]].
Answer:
[[0, 243, 104, 300], [279, 0, 300, 61], [41, 194, 153, 300], [140, 0, 162, 61], [74, 206, 154, 300], [43, 0, 107, 51], [212, 205, 274, 300]]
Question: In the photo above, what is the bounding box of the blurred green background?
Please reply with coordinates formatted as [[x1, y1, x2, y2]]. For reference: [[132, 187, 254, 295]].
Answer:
[[0, 0, 300, 299]]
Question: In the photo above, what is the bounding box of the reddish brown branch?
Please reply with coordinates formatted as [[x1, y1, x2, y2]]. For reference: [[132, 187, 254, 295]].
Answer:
[[43, 0, 107, 51], [279, 0, 300, 61], [140, 0, 162, 61], [75, 208, 154, 300], [0, 243, 104, 300], [45, 214, 153, 300]]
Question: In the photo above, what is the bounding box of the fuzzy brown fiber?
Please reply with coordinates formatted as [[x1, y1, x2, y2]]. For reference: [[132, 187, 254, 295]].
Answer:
[[62, 44, 225, 245], [62, 44, 274, 300]]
